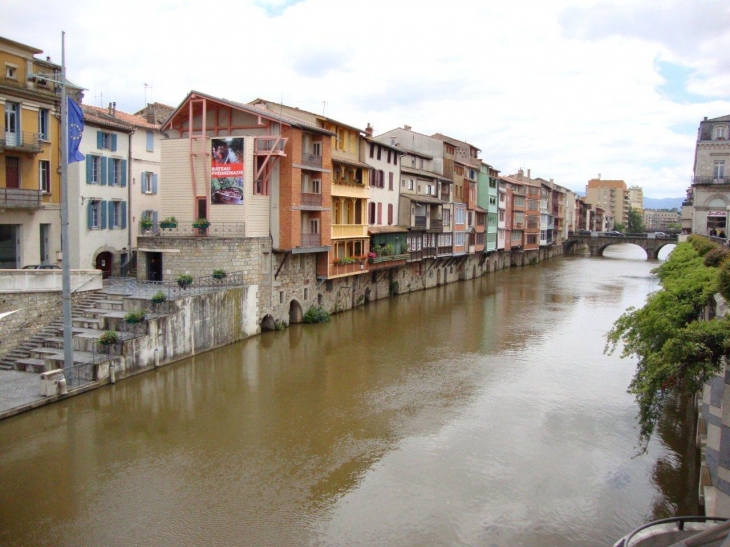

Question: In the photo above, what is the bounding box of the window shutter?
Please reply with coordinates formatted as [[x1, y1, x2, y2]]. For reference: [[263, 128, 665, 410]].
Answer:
[[108, 201, 115, 228], [388, 204, 393, 225], [121, 160, 127, 187], [100, 157, 108, 186], [370, 143, 374, 158], [152, 211, 158, 224], [377, 202, 382, 224], [97, 131, 103, 149], [141, 172, 147, 193], [121, 201, 127, 229], [101, 201, 108, 229], [389, 172, 394, 190], [152, 173, 158, 194], [87, 202, 94, 229], [86, 156, 93, 184], [111, 134, 117, 152]]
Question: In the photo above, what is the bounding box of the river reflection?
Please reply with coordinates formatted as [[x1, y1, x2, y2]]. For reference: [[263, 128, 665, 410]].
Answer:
[[0, 244, 696, 547]]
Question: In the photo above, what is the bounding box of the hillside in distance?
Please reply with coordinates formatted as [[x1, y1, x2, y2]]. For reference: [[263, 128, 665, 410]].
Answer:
[[643, 197, 684, 210]]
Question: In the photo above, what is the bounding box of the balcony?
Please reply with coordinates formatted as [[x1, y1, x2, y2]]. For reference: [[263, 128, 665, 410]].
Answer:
[[693, 176, 729, 185], [301, 192, 322, 207], [415, 215, 427, 228], [0, 130, 43, 153], [301, 233, 321, 247], [368, 253, 410, 271], [255, 137, 286, 154], [428, 217, 443, 232], [328, 260, 368, 277], [300, 153, 322, 169], [331, 181, 368, 198], [0, 188, 42, 208], [332, 224, 368, 238]]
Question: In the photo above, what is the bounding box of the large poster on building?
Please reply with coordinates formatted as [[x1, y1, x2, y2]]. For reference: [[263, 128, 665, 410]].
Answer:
[[211, 137, 244, 205]]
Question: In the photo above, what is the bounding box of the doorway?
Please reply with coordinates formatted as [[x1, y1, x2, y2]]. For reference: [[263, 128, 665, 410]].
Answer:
[[40, 224, 50, 264], [5, 157, 19, 189], [146, 252, 163, 282], [95, 251, 113, 278], [0, 225, 19, 268], [289, 300, 303, 324]]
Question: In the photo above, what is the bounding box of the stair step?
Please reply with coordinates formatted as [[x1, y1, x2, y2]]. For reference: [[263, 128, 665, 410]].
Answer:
[[15, 358, 51, 373]]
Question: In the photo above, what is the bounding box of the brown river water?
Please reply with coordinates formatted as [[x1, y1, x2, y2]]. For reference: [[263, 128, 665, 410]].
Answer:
[[0, 244, 699, 546]]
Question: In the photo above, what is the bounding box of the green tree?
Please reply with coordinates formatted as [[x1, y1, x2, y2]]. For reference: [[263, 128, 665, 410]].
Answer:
[[605, 241, 729, 449], [627, 206, 645, 233]]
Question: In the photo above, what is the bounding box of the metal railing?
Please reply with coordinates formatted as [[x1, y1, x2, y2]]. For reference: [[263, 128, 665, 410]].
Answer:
[[301, 192, 322, 206], [300, 153, 322, 168], [105, 271, 247, 302], [0, 129, 43, 152], [301, 233, 322, 247], [614, 516, 729, 547], [0, 188, 42, 208], [138, 222, 246, 237]]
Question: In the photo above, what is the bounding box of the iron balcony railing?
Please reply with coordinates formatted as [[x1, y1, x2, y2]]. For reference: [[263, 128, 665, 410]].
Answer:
[[301, 192, 322, 207], [105, 271, 247, 301], [300, 153, 322, 169], [255, 137, 285, 153], [301, 233, 321, 247], [0, 188, 42, 208], [414, 215, 427, 228], [0, 129, 43, 152], [139, 222, 246, 237]]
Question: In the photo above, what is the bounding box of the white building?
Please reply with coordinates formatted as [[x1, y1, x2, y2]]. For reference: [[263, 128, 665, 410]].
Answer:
[[67, 104, 134, 275]]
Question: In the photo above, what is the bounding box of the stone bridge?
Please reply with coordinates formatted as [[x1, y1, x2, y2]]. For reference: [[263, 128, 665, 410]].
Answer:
[[565, 233, 678, 260]]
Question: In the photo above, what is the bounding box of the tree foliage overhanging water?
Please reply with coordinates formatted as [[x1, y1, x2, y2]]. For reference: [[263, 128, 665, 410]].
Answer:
[[606, 236, 730, 449]]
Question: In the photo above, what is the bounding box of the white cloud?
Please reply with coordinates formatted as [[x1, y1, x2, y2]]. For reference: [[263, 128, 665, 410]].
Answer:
[[2, 0, 729, 198]]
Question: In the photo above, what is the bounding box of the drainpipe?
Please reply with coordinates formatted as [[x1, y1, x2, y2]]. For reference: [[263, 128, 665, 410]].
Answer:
[[128, 129, 134, 252]]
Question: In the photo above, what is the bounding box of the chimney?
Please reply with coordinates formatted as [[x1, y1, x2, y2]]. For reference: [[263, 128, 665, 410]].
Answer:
[[404, 124, 411, 131], [146, 103, 156, 124], [517, 168, 524, 180], [598, 173, 601, 180], [108, 102, 113, 115], [527, 168, 531, 179], [112, 102, 116, 116], [365, 123, 373, 137]]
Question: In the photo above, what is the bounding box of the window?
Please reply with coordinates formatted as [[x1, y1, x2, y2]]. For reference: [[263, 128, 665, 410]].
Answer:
[[89, 200, 103, 229], [110, 201, 123, 228], [38, 109, 49, 140], [445, 144, 455, 155], [377, 146, 381, 160], [714, 160, 725, 180], [455, 206, 465, 224], [5, 63, 17, 80], [499, 210, 505, 221], [514, 196, 524, 207], [368, 202, 376, 225], [309, 219, 320, 234], [369, 143, 374, 158], [514, 212, 524, 225], [110, 158, 122, 186], [443, 209, 450, 225], [310, 178, 321, 194], [97, 131, 116, 151], [141, 172, 153, 193], [146, 130, 154, 151], [407, 179, 414, 191], [312, 142, 322, 156], [454, 232, 465, 246], [87, 155, 102, 184], [489, 195, 497, 206], [714, 126, 728, 140], [39, 160, 50, 193]]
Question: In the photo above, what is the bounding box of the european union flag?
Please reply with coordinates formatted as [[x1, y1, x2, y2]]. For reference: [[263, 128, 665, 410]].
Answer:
[[67, 97, 84, 163]]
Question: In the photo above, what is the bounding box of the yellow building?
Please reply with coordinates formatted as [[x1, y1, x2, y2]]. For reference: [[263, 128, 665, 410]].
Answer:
[[585, 178, 629, 227], [628, 185, 643, 214], [1, 36, 66, 267]]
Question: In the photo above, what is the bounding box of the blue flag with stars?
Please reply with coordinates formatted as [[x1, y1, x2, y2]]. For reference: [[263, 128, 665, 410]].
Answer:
[[67, 97, 85, 163]]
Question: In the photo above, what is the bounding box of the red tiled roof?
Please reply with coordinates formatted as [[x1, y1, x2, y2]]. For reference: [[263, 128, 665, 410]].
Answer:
[[82, 104, 160, 130]]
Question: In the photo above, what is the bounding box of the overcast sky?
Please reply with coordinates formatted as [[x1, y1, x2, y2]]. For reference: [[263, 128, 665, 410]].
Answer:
[[3, 0, 729, 198]]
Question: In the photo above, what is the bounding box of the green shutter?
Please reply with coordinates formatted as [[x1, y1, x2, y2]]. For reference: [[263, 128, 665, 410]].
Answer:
[[86, 156, 93, 184], [97, 131, 103, 149], [111, 134, 117, 152], [100, 157, 108, 186]]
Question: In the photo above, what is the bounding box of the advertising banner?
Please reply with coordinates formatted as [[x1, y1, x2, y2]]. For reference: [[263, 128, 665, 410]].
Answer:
[[211, 137, 244, 205]]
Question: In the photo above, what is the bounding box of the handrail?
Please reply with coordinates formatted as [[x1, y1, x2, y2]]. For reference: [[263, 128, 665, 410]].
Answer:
[[615, 516, 728, 547]]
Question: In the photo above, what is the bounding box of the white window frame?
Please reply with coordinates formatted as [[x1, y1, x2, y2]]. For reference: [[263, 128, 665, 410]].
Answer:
[[310, 178, 322, 194], [111, 201, 122, 228], [312, 142, 322, 156], [39, 160, 50, 193], [714, 160, 726, 180], [91, 156, 101, 184], [90, 200, 101, 229], [142, 172, 153, 193], [110, 158, 121, 186], [100, 132, 112, 150], [5, 63, 17, 80], [714, 125, 728, 140], [309, 218, 320, 234], [38, 108, 50, 141]]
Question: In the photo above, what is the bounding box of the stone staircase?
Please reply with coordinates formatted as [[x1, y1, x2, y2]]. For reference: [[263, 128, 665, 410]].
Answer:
[[0, 291, 139, 374]]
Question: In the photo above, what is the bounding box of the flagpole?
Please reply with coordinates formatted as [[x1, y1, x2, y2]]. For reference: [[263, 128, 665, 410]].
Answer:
[[60, 31, 74, 384]]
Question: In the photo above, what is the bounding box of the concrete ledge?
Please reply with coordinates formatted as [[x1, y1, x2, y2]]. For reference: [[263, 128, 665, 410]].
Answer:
[[0, 269, 103, 293]]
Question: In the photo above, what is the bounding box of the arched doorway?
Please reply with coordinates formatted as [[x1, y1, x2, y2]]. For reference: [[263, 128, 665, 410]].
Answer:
[[289, 300, 304, 324], [95, 251, 113, 278], [261, 315, 275, 331]]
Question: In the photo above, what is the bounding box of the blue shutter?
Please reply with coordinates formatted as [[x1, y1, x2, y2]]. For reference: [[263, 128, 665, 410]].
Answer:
[[152, 173, 158, 195], [141, 172, 147, 194], [87, 202, 94, 229], [100, 157, 108, 186], [108, 201, 115, 228], [86, 156, 93, 184], [121, 201, 127, 229], [121, 160, 127, 187], [101, 201, 108, 229], [146, 131, 154, 151], [152, 211, 158, 224], [111, 134, 117, 152], [97, 131, 103, 149]]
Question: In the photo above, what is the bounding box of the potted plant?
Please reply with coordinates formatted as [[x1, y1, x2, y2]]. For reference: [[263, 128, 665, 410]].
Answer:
[[212, 269, 226, 280], [160, 216, 177, 229], [98, 330, 119, 346], [151, 290, 167, 304], [177, 273, 193, 289], [193, 218, 210, 234], [139, 216, 153, 232], [124, 310, 146, 324]]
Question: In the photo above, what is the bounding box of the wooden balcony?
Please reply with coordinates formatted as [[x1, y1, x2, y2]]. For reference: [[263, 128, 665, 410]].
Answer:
[[332, 224, 368, 238], [331, 182, 368, 199], [0, 188, 42, 208], [368, 253, 409, 270], [328, 260, 368, 277]]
